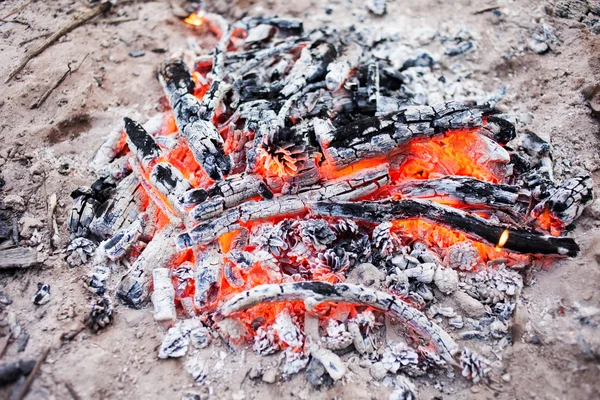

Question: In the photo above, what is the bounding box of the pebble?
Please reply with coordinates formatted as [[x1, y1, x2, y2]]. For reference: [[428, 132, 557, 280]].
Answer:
[[452, 291, 487, 318], [262, 368, 277, 383], [4, 194, 25, 212], [502, 373, 511, 382], [369, 362, 387, 381], [471, 386, 481, 393]]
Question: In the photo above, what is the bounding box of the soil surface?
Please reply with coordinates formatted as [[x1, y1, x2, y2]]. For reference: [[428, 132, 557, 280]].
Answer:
[[0, 0, 599, 399]]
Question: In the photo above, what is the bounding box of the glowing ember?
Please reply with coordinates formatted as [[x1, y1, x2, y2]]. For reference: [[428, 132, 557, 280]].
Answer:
[[184, 12, 205, 27]]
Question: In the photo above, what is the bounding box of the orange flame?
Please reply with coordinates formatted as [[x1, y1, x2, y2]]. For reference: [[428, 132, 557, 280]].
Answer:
[[184, 12, 205, 27]]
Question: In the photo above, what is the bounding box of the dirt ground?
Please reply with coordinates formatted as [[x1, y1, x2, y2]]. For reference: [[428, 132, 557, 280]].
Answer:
[[0, 0, 599, 399]]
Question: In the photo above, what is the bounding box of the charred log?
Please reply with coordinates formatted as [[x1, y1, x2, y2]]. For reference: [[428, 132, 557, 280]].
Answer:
[[219, 282, 459, 363], [313, 199, 579, 256]]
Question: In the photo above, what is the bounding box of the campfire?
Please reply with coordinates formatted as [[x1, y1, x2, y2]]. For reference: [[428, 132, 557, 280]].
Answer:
[[66, 9, 593, 394]]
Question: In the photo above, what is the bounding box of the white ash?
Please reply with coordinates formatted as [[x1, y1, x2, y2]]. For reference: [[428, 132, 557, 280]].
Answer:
[[281, 348, 309, 377], [323, 320, 353, 350], [309, 345, 347, 381], [185, 354, 208, 384], [459, 348, 490, 383], [459, 265, 523, 305], [390, 375, 417, 400], [299, 219, 337, 250], [381, 342, 419, 374], [389, 254, 420, 271], [433, 266, 459, 294], [273, 310, 304, 348], [444, 242, 481, 271], [159, 319, 211, 359], [253, 326, 279, 356]]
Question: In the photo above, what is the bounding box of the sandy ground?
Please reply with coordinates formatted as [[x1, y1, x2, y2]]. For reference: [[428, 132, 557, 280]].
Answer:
[[0, 0, 599, 399]]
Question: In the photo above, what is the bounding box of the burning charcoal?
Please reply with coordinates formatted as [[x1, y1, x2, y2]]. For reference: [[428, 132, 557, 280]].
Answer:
[[445, 242, 480, 271], [32, 283, 50, 306], [323, 320, 353, 350], [372, 222, 401, 259], [194, 247, 223, 308], [66, 237, 97, 267], [390, 376, 418, 400], [366, 0, 387, 16], [532, 175, 594, 234], [152, 268, 176, 323], [273, 310, 304, 348], [253, 326, 279, 355], [381, 342, 419, 374], [309, 345, 346, 381], [300, 219, 336, 250], [459, 348, 490, 383], [124, 117, 161, 167], [305, 357, 334, 387], [85, 296, 113, 331]]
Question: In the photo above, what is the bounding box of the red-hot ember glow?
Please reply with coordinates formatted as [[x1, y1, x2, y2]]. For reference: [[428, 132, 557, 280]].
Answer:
[[184, 12, 205, 27]]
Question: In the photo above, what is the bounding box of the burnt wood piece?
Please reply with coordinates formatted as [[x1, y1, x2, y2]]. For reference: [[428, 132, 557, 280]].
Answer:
[[116, 226, 178, 308], [123, 117, 161, 167], [366, 60, 379, 105], [89, 175, 142, 239], [532, 175, 594, 230], [0, 359, 36, 385], [281, 40, 337, 97], [0, 248, 40, 269], [101, 216, 144, 261], [157, 58, 195, 106], [325, 41, 362, 91], [177, 166, 390, 247], [390, 177, 530, 214], [312, 199, 579, 256], [317, 101, 504, 169], [185, 174, 269, 221], [194, 246, 224, 308], [158, 60, 232, 181], [219, 282, 459, 363], [149, 162, 192, 212]]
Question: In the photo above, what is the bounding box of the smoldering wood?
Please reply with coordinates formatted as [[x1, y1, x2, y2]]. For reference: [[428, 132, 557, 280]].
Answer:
[[317, 101, 500, 169], [101, 216, 144, 261], [281, 41, 337, 97], [158, 61, 232, 181], [219, 281, 459, 363], [177, 166, 390, 247], [149, 162, 192, 212], [532, 175, 594, 229], [390, 177, 530, 214], [194, 247, 224, 308], [312, 199, 580, 256], [116, 226, 178, 308], [0, 247, 40, 269], [124, 117, 161, 168]]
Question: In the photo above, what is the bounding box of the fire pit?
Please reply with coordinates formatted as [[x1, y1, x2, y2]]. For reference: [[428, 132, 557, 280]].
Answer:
[[65, 9, 593, 395]]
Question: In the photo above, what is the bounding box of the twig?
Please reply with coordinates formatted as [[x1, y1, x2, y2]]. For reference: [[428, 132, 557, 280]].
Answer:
[[30, 53, 89, 109], [473, 5, 500, 15], [65, 382, 82, 400], [1, 0, 32, 20], [16, 346, 51, 400], [0, 334, 10, 359], [0, 18, 31, 27], [107, 16, 137, 25], [5, 1, 112, 83], [19, 33, 52, 46]]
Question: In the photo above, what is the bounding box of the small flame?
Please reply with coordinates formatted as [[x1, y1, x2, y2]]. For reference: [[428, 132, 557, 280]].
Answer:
[[496, 229, 509, 252], [184, 12, 205, 27]]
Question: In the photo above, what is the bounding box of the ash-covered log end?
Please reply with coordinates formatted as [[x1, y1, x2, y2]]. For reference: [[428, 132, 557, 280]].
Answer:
[[158, 58, 195, 104]]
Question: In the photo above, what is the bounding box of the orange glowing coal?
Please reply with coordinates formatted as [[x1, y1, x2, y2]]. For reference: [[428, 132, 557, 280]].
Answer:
[[184, 12, 205, 27]]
